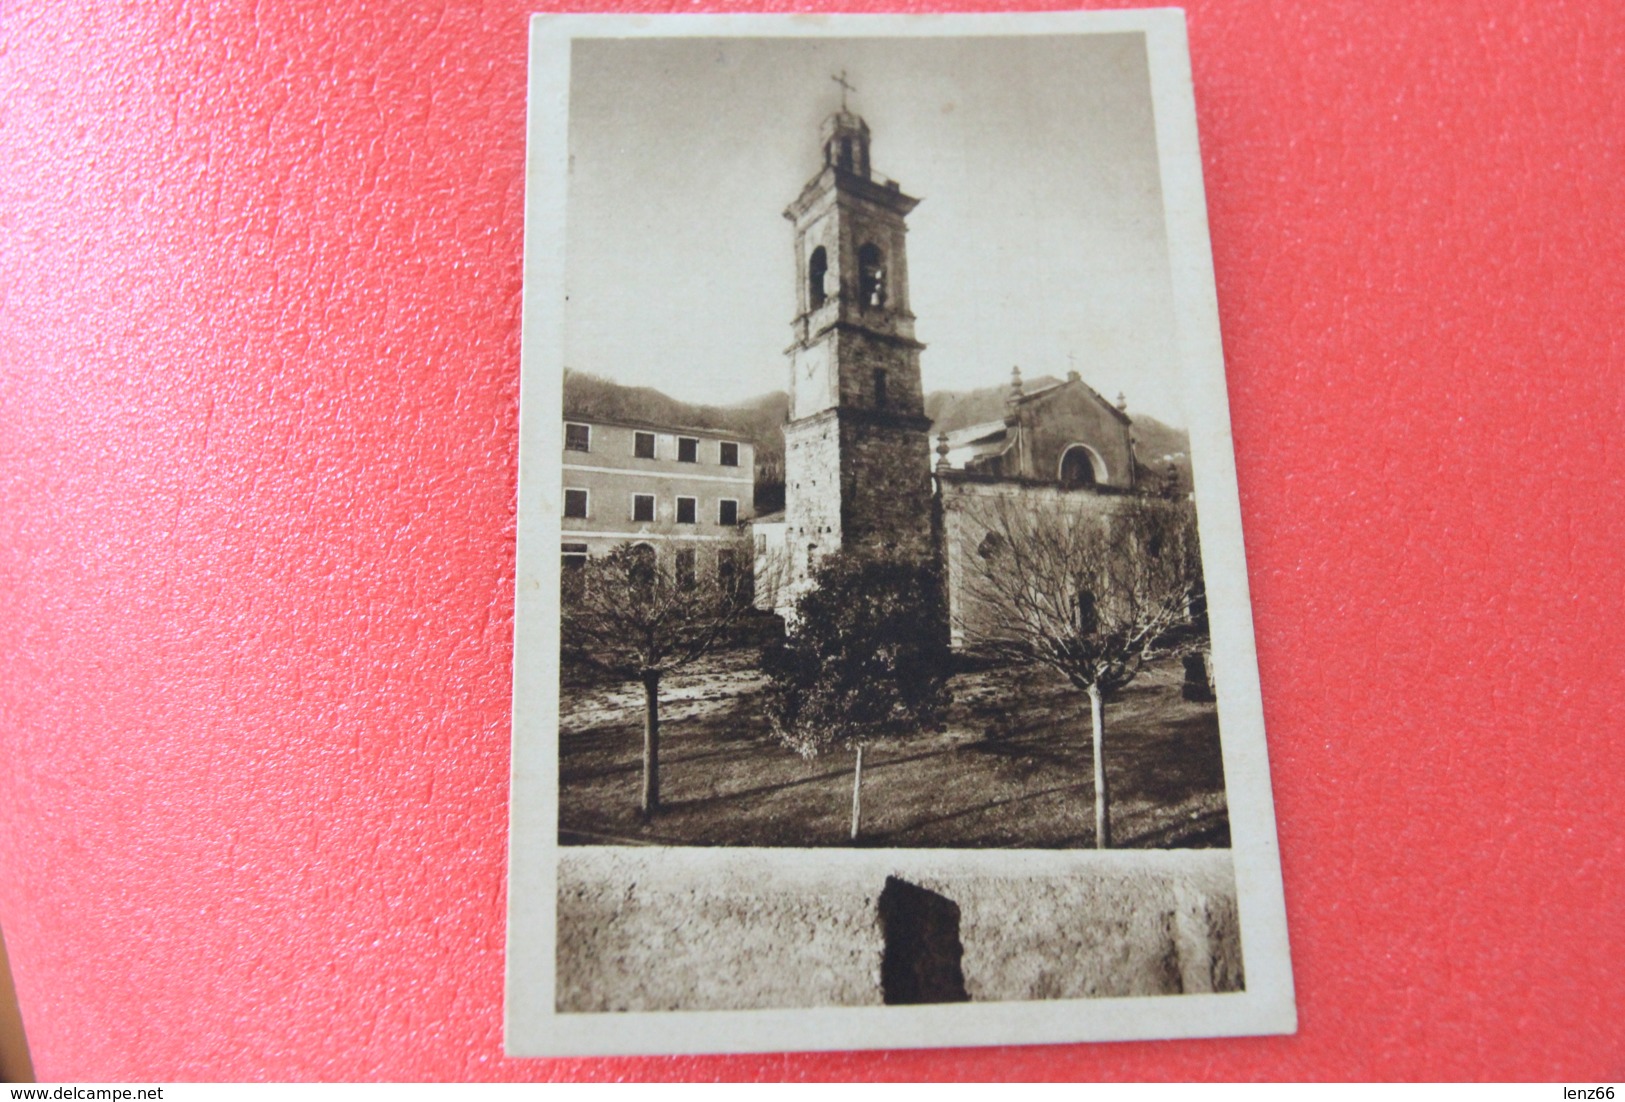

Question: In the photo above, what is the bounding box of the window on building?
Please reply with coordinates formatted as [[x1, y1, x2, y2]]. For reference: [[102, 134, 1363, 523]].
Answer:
[[858, 243, 885, 307], [675, 548, 696, 588], [677, 436, 698, 463], [628, 542, 656, 591], [718, 499, 739, 526], [873, 369, 888, 408], [717, 549, 738, 588], [719, 441, 740, 467], [1075, 588, 1098, 636], [676, 496, 697, 525], [634, 431, 656, 459], [561, 543, 588, 570], [564, 488, 588, 518], [564, 423, 590, 452], [808, 246, 828, 309], [631, 493, 655, 523]]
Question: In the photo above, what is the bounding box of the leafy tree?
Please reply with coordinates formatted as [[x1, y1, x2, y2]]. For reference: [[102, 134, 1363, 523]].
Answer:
[[561, 533, 755, 817], [763, 551, 953, 841], [956, 494, 1204, 847]]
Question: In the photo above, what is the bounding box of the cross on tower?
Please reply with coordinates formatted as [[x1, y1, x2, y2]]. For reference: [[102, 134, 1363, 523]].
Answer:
[[831, 69, 857, 111]]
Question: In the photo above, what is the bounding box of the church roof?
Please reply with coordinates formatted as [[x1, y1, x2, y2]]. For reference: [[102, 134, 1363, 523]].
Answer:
[[1013, 380, 1067, 403], [1012, 376, 1133, 425]]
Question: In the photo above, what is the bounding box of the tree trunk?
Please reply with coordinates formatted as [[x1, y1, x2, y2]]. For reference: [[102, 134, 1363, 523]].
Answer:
[[1089, 684, 1111, 849], [850, 744, 865, 842], [640, 670, 661, 818]]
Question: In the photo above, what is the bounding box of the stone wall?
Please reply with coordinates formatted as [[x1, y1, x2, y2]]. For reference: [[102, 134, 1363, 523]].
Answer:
[[841, 414, 934, 555], [783, 412, 845, 572], [555, 849, 1242, 1012], [939, 475, 1120, 647], [833, 327, 923, 415]]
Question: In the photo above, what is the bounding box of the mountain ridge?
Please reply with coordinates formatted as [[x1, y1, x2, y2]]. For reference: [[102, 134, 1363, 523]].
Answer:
[[561, 370, 1191, 500]]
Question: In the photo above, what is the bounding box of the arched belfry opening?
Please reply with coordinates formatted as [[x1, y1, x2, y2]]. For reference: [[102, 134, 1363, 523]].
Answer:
[[858, 243, 886, 308], [808, 246, 828, 309]]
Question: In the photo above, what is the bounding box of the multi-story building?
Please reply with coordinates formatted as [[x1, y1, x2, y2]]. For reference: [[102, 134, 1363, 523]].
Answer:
[[560, 416, 755, 582]]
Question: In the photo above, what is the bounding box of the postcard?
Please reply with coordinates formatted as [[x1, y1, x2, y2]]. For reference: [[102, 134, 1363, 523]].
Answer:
[[508, 10, 1294, 1056]]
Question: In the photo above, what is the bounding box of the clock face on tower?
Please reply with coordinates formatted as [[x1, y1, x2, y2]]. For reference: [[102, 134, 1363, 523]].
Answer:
[[798, 356, 825, 420]]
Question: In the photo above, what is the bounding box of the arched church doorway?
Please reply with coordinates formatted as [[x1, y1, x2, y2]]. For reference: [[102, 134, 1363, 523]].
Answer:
[[1059, 444, 1104, 490]]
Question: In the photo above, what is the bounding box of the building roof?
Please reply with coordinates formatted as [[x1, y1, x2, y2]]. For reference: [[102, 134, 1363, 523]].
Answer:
[[940, 420, 1014, 467], [1013, 380, 1067, 404], [932, 377, 1134, 459], [1013, 376, 1133, 425], [944, 420, 1009, 448]]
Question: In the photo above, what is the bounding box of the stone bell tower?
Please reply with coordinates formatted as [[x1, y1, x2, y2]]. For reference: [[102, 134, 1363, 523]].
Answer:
[[781, 93, 935, 592]]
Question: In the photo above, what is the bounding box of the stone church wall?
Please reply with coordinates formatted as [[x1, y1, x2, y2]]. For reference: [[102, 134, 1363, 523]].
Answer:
[[939, 475, 1120, 648]]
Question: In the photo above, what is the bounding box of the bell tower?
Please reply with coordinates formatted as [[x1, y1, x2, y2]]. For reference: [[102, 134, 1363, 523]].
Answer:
[[781, 88, 935, 592]]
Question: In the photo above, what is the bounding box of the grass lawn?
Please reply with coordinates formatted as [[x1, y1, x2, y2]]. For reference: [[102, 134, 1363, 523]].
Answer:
[[558, 649, 1230, 849]]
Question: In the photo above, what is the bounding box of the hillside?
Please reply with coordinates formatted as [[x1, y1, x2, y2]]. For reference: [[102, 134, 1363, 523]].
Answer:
[[563, 369, 787, 460], [560, 369, 1191, 500], [924, 375, 1066, 433]]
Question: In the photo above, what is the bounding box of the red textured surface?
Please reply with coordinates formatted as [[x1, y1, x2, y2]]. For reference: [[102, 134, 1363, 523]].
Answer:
[[1, 0, 1621, 1082]]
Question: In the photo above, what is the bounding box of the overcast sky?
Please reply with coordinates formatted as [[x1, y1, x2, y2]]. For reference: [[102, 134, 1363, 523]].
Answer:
[[565, 32, 1188, 427]]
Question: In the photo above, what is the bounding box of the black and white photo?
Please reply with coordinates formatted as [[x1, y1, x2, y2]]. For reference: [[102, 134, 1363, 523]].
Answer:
[[509, 10, 1294, 1056]]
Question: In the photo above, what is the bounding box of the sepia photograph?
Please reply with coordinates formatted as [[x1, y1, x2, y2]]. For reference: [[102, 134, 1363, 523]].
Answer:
[[509, 11, 1294, 1056]]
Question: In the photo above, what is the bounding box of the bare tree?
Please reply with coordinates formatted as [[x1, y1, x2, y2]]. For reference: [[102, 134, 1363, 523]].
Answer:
[[561, 531, 757, 817], [954, 492, 1204, 847]]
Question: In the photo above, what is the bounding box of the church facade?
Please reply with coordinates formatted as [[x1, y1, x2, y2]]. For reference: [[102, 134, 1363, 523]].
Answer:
[[757, 104, 1146, 642]]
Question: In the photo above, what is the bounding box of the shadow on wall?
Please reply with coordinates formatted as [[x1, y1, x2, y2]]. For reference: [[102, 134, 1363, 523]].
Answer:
[[878, 876, 969, 1005], [554, 849, 1242, 1013]]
